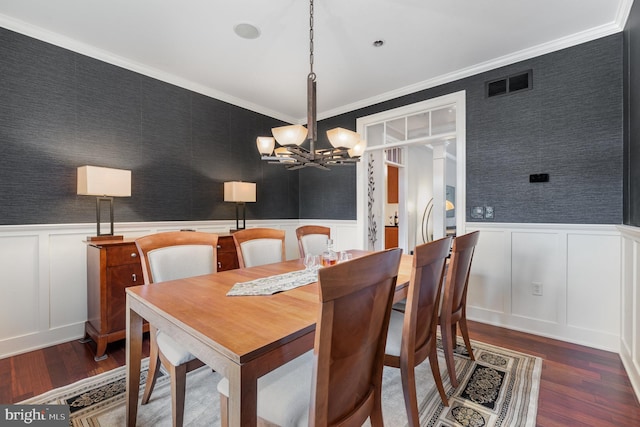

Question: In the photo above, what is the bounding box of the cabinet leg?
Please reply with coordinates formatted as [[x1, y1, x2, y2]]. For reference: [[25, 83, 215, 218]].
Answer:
[[94, 338, 109, 361]]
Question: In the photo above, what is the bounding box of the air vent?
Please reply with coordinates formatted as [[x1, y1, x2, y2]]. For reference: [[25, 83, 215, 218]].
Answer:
[[486, 70, 532, 98]]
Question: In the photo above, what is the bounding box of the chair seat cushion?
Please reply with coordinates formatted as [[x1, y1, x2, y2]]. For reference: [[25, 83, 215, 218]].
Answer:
[[384, 308, 406, 357], [217, 350, 314, 427], [157, 331, 196, 366]]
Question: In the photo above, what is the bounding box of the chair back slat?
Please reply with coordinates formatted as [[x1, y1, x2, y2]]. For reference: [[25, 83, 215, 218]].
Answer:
[[310, 247, 402, 426], [410, 237, 452, 355], [442, 231, 480, 320]]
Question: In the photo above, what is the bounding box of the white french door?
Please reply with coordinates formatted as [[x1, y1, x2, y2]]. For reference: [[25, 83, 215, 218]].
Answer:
[[355, 91, 466, 253]]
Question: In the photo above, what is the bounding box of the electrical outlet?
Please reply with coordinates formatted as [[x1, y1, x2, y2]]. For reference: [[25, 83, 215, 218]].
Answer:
[[532, 282, 543, 296]]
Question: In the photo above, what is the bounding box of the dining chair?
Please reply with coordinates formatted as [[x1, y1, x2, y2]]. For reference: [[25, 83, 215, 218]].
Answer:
[[232, 227, 286, 268], [295, 225, 330, 257], [217, 247, 403, 427], [439, 230, 480, 387], [384, 237, 452, 426], [134, 230, 219, 427]]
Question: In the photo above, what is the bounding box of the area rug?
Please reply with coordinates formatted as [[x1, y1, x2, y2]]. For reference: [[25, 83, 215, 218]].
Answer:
[[21, 338, 541, 426]]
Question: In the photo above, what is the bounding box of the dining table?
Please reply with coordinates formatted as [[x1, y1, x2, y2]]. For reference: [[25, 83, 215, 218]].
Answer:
[[125, 249, 413, 427]]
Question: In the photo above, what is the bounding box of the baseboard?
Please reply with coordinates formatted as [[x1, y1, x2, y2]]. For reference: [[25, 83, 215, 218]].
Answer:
[[0, 323, 85, 359]]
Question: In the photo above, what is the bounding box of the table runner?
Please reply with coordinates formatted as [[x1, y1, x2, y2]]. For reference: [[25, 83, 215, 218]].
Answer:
[[227, 268, 318, 296]]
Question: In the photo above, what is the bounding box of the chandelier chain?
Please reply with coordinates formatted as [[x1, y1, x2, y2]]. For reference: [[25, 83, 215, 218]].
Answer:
[[309, 0, 316, 80], [256, 0, 363, 170]]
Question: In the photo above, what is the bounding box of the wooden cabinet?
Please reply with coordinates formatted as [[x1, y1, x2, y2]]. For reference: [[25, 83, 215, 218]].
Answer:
[[385, 226, 399, 249], [387, 165, 399, 203], [85, 239, 144, 361], [217, 234, 239, 271], [84, 233, 238, 360]]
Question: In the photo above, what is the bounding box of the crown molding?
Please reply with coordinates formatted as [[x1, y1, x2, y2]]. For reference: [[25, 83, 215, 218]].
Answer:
[[0, 7, 630, 125]]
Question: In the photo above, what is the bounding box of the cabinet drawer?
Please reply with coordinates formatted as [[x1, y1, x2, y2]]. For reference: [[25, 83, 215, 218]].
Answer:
[[106, 263, 143, 332], [217, 235, 239, 271], [217, 235, 236, 253], [106, 244, 140, 266], [218, 251, 239, 271]]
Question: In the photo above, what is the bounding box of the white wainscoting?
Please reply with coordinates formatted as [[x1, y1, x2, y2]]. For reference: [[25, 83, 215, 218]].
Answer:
[[0, 219, 632, 394], [465, 223, 622, 352], [618, 225, 640, 401], [0, 219, 359, 359]]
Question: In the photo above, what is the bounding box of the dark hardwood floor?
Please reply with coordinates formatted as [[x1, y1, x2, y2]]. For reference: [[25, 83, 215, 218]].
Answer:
[[1, 322, 638, 426]]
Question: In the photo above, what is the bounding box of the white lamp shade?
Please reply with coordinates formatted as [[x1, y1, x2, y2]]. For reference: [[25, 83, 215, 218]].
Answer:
[[272, 124, 308, 146], [256, 137, 275, 155], [77, 165, 131, 197], [224, 181, 256, 202], [326, 127, 360, 149], [348, 139, 367, 157]]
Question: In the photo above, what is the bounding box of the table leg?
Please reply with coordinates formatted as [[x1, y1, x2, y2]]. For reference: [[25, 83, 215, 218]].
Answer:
[[228, 363, 259, 427], [126, 297, 143, 427]]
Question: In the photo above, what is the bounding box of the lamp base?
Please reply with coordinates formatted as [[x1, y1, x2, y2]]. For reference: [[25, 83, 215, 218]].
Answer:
[[86, 235, 124, 242]]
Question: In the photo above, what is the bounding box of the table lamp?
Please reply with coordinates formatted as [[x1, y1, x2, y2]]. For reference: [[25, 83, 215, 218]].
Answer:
[[224, 181, 256, 231], [77, 165, 131, 241]]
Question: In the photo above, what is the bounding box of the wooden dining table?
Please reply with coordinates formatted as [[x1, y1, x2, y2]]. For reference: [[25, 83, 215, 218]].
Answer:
[[125, 250, 413, 427]]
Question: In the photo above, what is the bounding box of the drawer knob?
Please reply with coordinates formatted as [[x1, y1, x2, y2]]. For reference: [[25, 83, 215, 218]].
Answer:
[[218, 261, 222, 268], [131, 253, 137, 258], [217, 245, 221, 249], [132, 273, 137, 282]]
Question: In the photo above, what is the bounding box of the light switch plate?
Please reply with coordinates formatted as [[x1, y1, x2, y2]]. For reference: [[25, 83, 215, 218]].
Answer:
[[471, 206, 484, 219], [485, 206, 494, 219]]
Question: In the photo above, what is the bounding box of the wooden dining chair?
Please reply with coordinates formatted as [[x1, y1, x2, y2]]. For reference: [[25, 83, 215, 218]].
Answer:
[[439, 230, 480, 387], [134, 231, 219, 427], [232, 227, 286, 268], [384, 237, 452, 426], [217, 247, 403, 427], [295, 225, 330, 257]]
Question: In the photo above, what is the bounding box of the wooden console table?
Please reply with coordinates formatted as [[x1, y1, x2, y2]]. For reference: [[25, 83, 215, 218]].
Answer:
[[84, 234, 238, 360]]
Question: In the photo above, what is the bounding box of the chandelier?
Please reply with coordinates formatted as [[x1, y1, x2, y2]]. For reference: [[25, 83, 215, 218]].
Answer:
[[256, 0, 367, 170]]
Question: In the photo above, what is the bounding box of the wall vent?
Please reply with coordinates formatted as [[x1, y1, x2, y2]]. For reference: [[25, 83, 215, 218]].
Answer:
[[486, 70, 532, 98]]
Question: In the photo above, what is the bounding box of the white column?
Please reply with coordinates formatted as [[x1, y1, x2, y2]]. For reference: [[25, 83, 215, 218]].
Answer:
[[431, 142, 447, 241]]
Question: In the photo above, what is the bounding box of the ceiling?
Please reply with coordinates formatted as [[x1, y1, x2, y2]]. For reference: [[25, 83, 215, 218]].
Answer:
[[0, 0, 632, 123]]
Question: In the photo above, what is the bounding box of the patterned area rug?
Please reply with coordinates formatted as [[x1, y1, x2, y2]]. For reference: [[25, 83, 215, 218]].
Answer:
[[21, 338, 541, 426]]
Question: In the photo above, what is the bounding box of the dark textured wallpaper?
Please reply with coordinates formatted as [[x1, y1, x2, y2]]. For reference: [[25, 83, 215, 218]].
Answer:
[[0, 27, 300, 225], [0, 25, 628, 225], [625, 1, 640, 227], [315, 34, 624, 224]]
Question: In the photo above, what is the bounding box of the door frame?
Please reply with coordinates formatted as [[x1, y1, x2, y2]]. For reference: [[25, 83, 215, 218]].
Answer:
[[354, 90, 466, 251]]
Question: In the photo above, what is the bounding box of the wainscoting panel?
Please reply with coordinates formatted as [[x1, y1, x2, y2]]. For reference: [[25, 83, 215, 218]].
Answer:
[[0, 220, 358, 358], [619, 225, 640, 401], [49, 232, 90, 328], [567, 232, 621, 334], [465, 228, 509, 316], [466, 223, 621, 352], [0, 234, 40, 339], [511, 231, 562, 323]]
